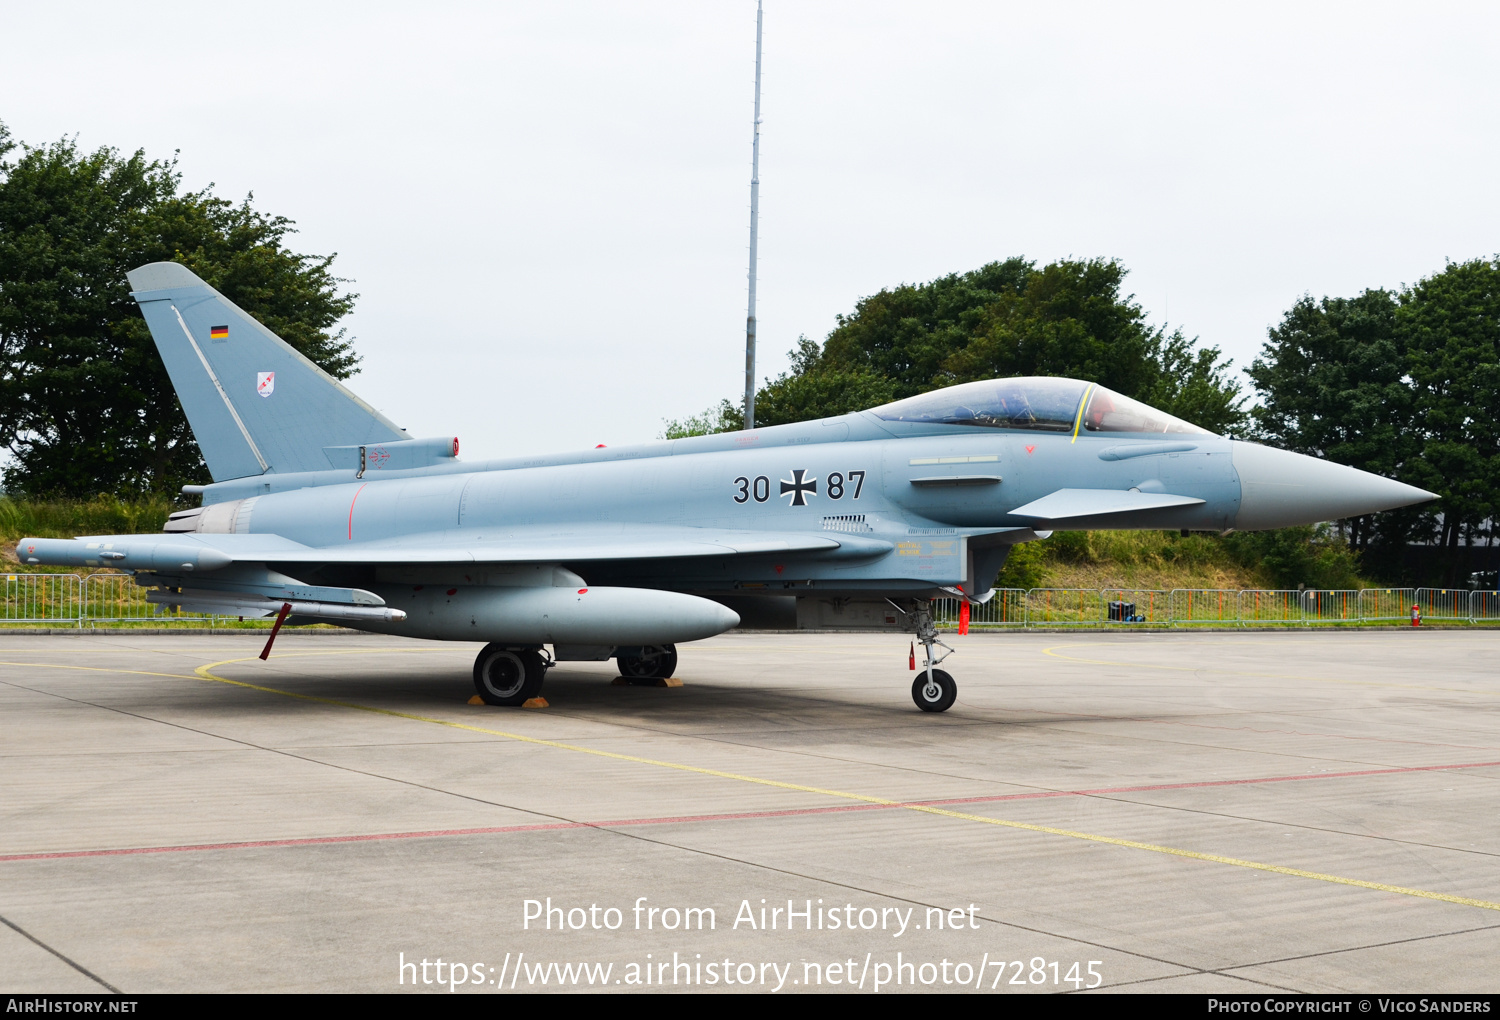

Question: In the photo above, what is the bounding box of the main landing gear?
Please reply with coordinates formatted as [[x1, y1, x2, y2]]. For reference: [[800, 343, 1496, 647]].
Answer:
[[472, 644, 551, 706], [908, 602, 958, 713], [617, 644, 678, 680]]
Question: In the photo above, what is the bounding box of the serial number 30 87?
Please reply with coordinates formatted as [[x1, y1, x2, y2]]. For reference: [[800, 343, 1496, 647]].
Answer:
[[732, 470, 865, 505]]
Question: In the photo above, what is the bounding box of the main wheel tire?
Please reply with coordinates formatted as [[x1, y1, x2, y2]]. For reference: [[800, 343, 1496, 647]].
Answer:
[[911, 669, 957, 713], [473, 645, 546, 706], [617, 644, 678, 679]]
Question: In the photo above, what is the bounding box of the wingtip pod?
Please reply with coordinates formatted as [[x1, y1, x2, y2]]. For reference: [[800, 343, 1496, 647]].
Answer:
[[1230, 441, 1440, 530]]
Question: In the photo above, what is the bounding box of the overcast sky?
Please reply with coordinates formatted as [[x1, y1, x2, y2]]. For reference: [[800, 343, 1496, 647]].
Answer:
[[4, 1, 1498, 460]]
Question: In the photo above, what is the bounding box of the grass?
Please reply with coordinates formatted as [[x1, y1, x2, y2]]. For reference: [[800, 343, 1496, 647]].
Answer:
[[0, 493, 175, 538], [0, 494, 176, 574], [999, 527, 1378, 593]]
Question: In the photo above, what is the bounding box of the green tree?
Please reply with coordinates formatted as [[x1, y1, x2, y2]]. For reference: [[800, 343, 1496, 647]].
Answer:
[[1248, 259, 1500, 559], [819, 258, 1035, 397], [661, 338, 897, 436], [672, 257, 1244, 435], [1246, 289, 1409, 550], [831, 258, 1243, 432], [1397, 257, 1500, 550], [661, 399, 742, 439], [0, 123, 358, 497], [748, 335, 899, 429]]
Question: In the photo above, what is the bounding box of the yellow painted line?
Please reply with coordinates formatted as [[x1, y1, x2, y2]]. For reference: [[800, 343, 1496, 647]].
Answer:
[[894, 807, 1500, 912], [175, 652, 1500, 914], [1071, 384, 1095, 443], [1041, 643, 1500, 697], [0, 660, 202, 681]]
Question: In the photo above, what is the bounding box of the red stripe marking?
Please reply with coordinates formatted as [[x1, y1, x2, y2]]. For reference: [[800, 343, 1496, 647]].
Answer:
[[347, 483, 368, 541], [4, 759, 1496, 864]]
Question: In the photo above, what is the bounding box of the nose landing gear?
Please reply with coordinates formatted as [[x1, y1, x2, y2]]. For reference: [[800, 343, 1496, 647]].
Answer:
[[908, 602, 958, 713]]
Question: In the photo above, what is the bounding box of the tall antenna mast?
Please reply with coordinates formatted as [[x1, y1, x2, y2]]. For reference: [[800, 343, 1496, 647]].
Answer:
[[743, 0, 763, 429]]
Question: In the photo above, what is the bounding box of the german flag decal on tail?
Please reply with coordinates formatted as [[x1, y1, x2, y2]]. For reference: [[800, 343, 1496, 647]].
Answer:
[[209, 325, 229, 341]]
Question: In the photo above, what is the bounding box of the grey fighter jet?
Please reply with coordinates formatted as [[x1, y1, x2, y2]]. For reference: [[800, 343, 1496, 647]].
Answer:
[[18, 263, 1437, 712]]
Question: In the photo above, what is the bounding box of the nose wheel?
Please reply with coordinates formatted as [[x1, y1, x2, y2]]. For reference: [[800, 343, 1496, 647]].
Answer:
[[906, 601, 958, 713], [912, 670, 957, 712]]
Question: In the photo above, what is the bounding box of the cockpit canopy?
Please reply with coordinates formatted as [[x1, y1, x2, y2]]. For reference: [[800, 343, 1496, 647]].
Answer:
[[869, 377, 1213, 436]]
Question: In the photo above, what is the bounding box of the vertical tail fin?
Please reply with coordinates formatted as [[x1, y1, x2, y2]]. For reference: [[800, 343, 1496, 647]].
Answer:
[[127, 261, 404, 481]]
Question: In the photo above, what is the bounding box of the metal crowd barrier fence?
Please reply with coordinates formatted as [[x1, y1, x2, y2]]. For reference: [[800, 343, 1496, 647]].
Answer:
[[1415, 587, 1468, 622], [1360, 588, 1418, 621], [933, 590, 1028, 628], [1027, 588, 1103, 626], [1170, 588, 1238, 625], [930, 584, 1500, 628], [1302, 589, 1361, 623], [1471, 590, 1500, 622], [1239, 589, 1303, 625], [1101, 589, 1167, 625], [1, 571, 219, 626], [968, 588, 1028, 626], [2, 572, 82, 624], [82, 572, 149, 623], [81, 572, 217, 623], [6, 573, 1500, 629]]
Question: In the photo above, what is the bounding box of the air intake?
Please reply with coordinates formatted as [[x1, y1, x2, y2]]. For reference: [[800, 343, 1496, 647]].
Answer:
[[822, 514, 873, 533]]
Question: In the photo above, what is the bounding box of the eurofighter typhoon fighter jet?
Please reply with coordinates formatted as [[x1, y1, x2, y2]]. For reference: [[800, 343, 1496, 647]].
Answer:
[[19, 263, 1437, 712]]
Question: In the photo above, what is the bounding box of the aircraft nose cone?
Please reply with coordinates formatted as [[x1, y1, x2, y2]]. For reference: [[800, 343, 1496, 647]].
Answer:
[[1231, 441, 1438, 530]]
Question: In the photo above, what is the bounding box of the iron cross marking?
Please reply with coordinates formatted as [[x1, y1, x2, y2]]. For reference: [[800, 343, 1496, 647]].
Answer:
[[780, 469, 818, 507]]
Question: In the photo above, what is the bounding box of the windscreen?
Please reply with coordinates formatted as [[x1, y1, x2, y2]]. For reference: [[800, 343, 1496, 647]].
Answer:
[[870, 378, 1088, 431], [1080, 387, 1213, 435]]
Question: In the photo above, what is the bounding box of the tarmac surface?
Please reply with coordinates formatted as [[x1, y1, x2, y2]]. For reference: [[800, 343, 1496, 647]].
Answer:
[[1, 629, 1498, 994]]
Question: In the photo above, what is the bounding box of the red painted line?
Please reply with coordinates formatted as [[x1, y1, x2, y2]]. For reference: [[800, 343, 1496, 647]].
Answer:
[[0, 824, 585, 862], [347, 483, 368, 541], [4, 759, 1496, 864]]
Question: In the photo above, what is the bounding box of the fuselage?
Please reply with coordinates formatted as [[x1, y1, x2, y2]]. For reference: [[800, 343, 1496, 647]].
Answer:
[[175, 409, 1229, 601], [22, 373, 1439, 647]]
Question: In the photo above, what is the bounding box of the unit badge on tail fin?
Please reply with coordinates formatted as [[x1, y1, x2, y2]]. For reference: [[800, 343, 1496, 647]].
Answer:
[[257, 372, 275, 398]]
